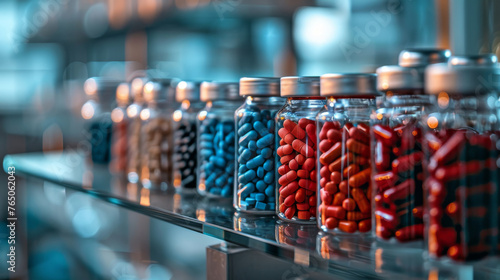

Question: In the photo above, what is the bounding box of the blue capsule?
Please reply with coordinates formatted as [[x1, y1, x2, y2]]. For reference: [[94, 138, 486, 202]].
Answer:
[[256, 167, 265, 178], [210, 156, 226, 168], [256, 180, 267, 192], [238, 114, 253, 126], [238, 169, 256, 184], [215, 175, 227, 188], [221, 186, 231, 198], [238, 164, 248, 174], [238, 123, 252, 136], [253, 121, 269, 136], [238, 149, 252, 163], [265, 186, 274, 197], [260, 148, 272, 159], [239, 130, 258, 147], [255, 193, 266, 202], [248, 140, 258, 151], [263, 159, 273, 171], [245, 197, 256, 206], [263, 172, 274, 184], [256, 134, 273, 149], [255, 202, 266, 210], [241, 183, 255, 197], [246, 155, 265, 169]]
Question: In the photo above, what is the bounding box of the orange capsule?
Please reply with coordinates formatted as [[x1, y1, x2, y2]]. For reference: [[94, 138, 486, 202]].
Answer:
[[324, 182, 338, 194], [325, 206, 346, 219], [358, 219, 371, 233], [348, 168, 371, 188], [342, 198, 357, 211], [338, 220, 357, 233], [351, 188, 370, 214], [333, 192, 346, 206], [284, 119, 306, 139], [325, 217, 339, 229]]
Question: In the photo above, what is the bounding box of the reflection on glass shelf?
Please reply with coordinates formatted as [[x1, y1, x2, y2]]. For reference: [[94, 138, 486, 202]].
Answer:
[[4, 151, 500, 279]]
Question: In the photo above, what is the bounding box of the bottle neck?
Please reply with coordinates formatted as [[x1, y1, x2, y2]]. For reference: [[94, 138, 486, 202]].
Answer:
[[245, 96, 285, 106], [287, 97, 325, 107]]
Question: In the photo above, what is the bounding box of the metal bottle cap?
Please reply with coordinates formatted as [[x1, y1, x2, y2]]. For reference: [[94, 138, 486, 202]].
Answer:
[[425, 62, 500, 95], [280, 76, 320, 97], [449, 54, 498, 66], [240, 77, 280, 97], [200, 82, 241, 102], [398, 49, 451, 67], [176, 81, 201, 102], [320, 73, 380, 97], [376, 65, 424, 91], [143, 79, 177, 103]]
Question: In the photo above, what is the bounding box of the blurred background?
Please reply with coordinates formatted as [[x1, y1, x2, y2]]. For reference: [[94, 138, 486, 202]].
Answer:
[[0, 0, 498, 279]]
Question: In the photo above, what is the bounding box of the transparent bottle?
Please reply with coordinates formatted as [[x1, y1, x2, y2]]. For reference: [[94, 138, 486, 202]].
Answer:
[[81, 77, 121, 164], [372, 49, 450, 242], [234, 77, 284, 214], [173, 81, 204, 193], [317, 73, 378, 234], [422, 56, 500, 262], [139, 79, 177, 190], [197, 82, 243, 198], [126, 77, 147, 183], [110, 83, 132, 174], [276, 77, 324, 224]]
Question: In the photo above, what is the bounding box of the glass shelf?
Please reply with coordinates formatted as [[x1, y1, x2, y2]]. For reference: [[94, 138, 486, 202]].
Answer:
[[4, 152, 500, 279]]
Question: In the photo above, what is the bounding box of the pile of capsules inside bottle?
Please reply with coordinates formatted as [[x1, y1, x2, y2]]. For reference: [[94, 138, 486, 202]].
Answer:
[[103, 49, 500, 263]]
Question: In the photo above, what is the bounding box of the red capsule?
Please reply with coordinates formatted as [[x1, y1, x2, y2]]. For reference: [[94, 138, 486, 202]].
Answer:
[[375, 208, 398, 230], [358, 219, 371, 233], [319, 142, 342, 165], [320, 189, 333, 205], [289, 159, 299, 170], [347, 211, 370, 221], [295, 154, 306, 165], [278, 127, 296, 145], [325, 206, 346, 219], [284, 119, 306, 140], [373, 125, 395, 146], [349, 127, 370, 144], [280, 154, 295, 165], [299, 118, 315, 128], [430, 132, 465, 167], [298, 179, 316, 192], [383, 179, 415, 203], [351, 188, 370, 214], [279, 170, 298, 186], [374, 171, 397, 192], [319, 139, 334, 153], [324, 182, 338, 194], [348, 168, 371, 188], [346, 138, 370, 157], [395, 224, 424, 242], [292, 139, 314, 157], [285, 207, 296, 219], [325, 217, 339, 229], [278, 165, 291, 176], [425, 133, 442, 153], [391, 152, 423, 174], [374, 141, 390, 172], [320, 166, 330, 179], [330, 171, 342, 184], [434, 160, 485, 181], [302, 158, 315, 171], [277, 144, 294, 156], [327, 129, 342, 142], [280, 181, 299, 197], [338, 221, 357, 233], [306, 124, 317, 146], [297, 169, 309, 178]]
